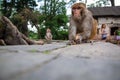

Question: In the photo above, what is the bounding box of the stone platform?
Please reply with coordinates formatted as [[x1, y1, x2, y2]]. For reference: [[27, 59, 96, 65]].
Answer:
[[0, 41, 120, 80]]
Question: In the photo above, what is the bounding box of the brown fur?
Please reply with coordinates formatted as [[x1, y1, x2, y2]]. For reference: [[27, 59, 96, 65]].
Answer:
[[69, 2, 97, 44], [89, 19, 98, 40]]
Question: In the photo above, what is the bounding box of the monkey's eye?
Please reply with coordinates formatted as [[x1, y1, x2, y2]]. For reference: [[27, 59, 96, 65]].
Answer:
[[72, 7, 81, 10], [76, 7, 81, 9]]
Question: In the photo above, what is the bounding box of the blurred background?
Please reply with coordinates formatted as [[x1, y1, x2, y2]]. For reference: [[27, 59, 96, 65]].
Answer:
[[0, 0, 119, 40]]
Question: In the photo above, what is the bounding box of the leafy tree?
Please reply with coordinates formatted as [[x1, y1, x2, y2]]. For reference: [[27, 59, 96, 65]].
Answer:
[[12, 8, 39, 36], [1, 0, 39, 37], [38, 0, 69, 40], [1, 0, 37, 17]]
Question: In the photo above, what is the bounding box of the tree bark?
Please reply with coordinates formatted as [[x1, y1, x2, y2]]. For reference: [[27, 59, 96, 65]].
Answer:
[[0, 16, 44, 45]]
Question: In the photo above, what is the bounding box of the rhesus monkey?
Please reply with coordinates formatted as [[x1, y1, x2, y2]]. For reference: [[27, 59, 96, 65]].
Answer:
[[69, 2, 97, 45], [45, 28, 53, 43]]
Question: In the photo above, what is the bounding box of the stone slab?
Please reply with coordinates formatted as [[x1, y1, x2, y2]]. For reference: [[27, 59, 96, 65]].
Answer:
[[9, 57, 120, 80], [0, 41, 120, 80], [52, 42, 120, 60], [0, 42, 67, 53], [0, 52, 58, 80]]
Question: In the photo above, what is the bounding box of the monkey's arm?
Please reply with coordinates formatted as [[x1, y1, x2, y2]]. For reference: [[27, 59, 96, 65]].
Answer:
[[69, 19, 76, 41]]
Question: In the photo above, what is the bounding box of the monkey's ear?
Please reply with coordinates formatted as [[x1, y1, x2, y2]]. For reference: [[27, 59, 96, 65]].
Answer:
[[80, 8, 85, 17], [72, 10, 74, 16]]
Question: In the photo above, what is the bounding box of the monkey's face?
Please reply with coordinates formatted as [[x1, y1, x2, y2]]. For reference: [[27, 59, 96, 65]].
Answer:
[[72, 7, 82, 18], [71, 3, 86, 20]]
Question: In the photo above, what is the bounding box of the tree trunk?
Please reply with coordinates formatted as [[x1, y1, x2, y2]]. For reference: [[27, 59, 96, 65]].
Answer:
[[0, 16, 44, 45], [110, 0, 115, 6]]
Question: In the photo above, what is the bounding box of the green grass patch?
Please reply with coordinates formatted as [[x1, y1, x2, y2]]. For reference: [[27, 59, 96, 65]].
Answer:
[[28, 49, 40, 53], [43, 50, 51, 54]]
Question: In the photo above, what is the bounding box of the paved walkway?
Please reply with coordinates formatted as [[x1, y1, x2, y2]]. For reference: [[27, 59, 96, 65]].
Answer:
[[0, 41, 120, 80]]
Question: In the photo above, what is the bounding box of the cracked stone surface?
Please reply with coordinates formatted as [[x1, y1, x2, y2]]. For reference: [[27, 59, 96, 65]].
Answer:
[[11, 57, 120, 80], [0, 41, 120, 80], [52, 42, 120, 60]]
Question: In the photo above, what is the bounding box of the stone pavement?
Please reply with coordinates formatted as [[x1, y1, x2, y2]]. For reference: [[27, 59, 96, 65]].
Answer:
[[0, 41, 120, 80]]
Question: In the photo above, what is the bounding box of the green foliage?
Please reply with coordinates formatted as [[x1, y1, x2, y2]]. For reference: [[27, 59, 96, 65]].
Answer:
[[57, 29, 68, 40], [43, 50, 51, 54], [38, 27, 46, 39], [38, 0, 69, 40], [38, 14, 46, 24], [1, 0, 39, 37], [28, 31, 38, 40], [39, 25, 68, 40], [55, 14, 68, 26], [39, 14, 68, 40], [1, 0, 69, 40], [1, 0, 37, 17], [39, 0, 67, 15]]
